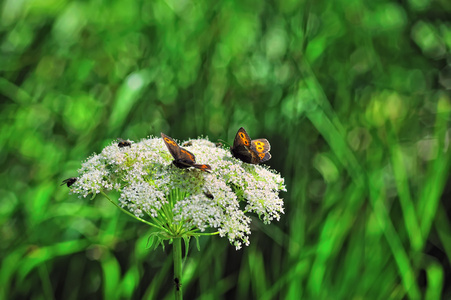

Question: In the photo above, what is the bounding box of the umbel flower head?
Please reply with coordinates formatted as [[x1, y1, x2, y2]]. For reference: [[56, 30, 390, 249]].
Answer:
[[68, 135, 286, 250]]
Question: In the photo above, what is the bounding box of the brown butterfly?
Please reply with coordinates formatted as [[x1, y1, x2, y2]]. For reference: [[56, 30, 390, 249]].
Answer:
[[117, 138, 132, 148], [61, 177, 77, 187], [231, 127, 271, 164], [161, 133, 212, 172]]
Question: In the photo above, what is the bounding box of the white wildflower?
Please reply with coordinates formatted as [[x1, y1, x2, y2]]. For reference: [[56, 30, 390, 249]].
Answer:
[[68, 135, 286, 250]]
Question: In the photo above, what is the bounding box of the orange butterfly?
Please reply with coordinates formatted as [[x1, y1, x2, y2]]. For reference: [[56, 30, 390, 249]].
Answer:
[[231, 127, 271, 164], [161, 133, 212, 172]]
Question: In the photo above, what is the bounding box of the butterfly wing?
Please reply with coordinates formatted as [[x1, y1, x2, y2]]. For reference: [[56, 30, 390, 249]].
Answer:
[[161, 133, 182, 160], [233, 127, 252, 149], [251, 138, 271, 163], [179, 149, 213, 172], [179, 148, 196, 164], [192, 163, 212, 172], [231, 127, 255, 163], [257, 151, 271, 162], [251, 139, 270, 152]]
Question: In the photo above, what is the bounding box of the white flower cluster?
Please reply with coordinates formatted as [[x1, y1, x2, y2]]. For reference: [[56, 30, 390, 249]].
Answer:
[[69, 136, 286, 249]]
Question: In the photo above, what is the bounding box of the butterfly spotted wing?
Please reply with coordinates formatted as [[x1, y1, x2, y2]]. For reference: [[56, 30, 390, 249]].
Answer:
[[231, 127, 271, 164], [251, 139, 271, 162], [231, 127, 255, 164], [161, 133, 212, 172]]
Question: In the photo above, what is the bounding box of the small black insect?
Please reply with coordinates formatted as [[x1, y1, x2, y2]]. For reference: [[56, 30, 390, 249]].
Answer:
[[182, 141, 192, 147], [174, 277, 182, 291], [61, 177, 77, 187], [117, 138, 131, 148], [203, 191, 214, 199], [215, 142, 223, 148]]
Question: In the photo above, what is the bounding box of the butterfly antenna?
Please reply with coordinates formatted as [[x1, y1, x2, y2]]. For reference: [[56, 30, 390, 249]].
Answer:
[[217, 139, 230, 147]]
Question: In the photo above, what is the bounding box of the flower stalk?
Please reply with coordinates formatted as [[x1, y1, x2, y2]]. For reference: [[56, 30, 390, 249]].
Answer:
[[173, 238, 183, 300]]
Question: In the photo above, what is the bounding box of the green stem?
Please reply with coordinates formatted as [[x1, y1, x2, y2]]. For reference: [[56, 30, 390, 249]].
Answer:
[[184, 229, 220, 237], [173, 238, 183, 300], [100, 191, 160, 229]]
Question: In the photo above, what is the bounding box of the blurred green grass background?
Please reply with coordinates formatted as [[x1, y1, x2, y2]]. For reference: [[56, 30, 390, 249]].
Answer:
[[1, 0, 451, 299]]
